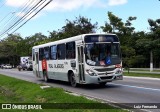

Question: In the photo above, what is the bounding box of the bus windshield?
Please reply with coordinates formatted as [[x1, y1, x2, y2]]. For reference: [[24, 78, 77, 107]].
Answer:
[[84, 35, 121, 66]]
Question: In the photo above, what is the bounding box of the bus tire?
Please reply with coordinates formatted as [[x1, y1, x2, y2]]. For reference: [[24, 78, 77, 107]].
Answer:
[[70, 72, 77, 87], [43, 71, 49, 82]]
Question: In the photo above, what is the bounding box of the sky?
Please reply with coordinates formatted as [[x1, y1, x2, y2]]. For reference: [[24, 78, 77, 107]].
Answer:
[[0, 0, 160, 39]]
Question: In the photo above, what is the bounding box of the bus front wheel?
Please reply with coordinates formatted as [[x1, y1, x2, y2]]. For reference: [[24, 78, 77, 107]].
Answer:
[[70, 72, 77, 87]]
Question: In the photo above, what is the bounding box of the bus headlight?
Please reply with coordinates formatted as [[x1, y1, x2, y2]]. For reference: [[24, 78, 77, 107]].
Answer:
[[115, 69, 122, 74], [86, 69, 97, 76], [115, 64, 122, 68]]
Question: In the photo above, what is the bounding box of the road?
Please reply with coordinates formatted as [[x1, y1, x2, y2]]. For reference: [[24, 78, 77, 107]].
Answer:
[[0, 69, 160, 112], [123, 70, 160, 74]]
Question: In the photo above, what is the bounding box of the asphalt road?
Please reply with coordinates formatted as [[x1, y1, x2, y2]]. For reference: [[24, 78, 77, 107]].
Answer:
[[123, 70, 160, 74], [0, 69, 160, 112]]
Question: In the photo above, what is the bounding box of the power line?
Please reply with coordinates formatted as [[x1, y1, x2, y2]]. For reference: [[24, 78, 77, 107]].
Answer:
[[0, 0, 35, 36], [0, 0, 53, 38], [0, 0, 6, 10], [0, 12, 15, 24], [9, 0, 46, 33], [0, 0, 44, 37], [12, 0, 53, 34]]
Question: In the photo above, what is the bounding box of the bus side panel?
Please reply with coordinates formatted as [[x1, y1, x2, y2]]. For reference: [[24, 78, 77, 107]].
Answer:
[[47, 60, 57, 80], [47, 59, 78, 82], [47, 60, 68, 82]]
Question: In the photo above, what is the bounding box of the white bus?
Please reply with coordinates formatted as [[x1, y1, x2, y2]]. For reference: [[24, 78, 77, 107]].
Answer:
[[32, 33, 123, 87]]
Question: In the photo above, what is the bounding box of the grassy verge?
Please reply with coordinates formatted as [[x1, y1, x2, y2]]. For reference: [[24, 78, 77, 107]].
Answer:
[[0, 74, 126, 112], [124, 72, 160, 78]]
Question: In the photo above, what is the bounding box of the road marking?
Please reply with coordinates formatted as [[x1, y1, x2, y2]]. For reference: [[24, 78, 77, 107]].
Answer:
[[124, 76, 160, 81], [111, 83, 160, 92]]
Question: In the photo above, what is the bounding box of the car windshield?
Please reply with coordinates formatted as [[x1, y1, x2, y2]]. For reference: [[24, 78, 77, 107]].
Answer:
[[85, 43, 121, 66]]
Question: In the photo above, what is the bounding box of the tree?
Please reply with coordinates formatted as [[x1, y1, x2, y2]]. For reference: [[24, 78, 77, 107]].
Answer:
[[101, 12, 140, 68], [147, 18, 160, 69], [0, 34, 23, 66], [101, 12, 123, 33], [49, 16, 98, 40], [23, 33, 48, 56]]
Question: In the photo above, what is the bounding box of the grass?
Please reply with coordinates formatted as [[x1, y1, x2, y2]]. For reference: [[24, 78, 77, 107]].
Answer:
[[124, 72, 160, 78], [0, 74, 127, 112]]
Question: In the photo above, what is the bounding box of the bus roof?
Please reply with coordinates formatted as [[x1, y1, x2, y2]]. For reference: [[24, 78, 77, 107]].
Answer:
[[32, 33, 117, 49]]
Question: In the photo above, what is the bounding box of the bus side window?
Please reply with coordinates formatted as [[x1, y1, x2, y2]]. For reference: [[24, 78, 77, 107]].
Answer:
[[39, 48, 44, 60], [66, 42, 75, 59], [50, 45, 57, 60], [57, 44, 66, 60], [44, 47, 50, 60]]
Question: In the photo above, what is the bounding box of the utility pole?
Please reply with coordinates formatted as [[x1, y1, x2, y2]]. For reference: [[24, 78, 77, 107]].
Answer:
[[150, 50, 153, 72]]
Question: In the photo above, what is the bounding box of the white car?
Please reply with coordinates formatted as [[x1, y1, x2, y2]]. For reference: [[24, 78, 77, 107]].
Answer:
[[3, 64, 12, 69]]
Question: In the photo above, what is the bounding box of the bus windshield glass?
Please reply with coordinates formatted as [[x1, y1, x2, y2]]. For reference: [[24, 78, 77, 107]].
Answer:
[[84, 35, 121, 66]]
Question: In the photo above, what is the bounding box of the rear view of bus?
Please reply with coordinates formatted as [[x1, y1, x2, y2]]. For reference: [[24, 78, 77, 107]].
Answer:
[[82, 34, 123, 86]]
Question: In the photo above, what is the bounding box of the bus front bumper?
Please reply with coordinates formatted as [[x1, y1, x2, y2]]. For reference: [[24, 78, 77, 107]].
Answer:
[[84, 74, 123, 84]]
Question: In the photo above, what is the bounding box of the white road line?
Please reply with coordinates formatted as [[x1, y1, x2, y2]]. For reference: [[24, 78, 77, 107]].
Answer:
[[111, 83, 160, 92], [124, 76, 160, 80]]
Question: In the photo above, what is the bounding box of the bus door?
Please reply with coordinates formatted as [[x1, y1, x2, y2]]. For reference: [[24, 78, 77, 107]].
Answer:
[[34, 51, 40, 78], [77, 46, 85, 83]]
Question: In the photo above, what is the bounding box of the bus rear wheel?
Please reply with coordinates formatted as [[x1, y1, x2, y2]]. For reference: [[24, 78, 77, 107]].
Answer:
[[70, 72, 77, 87]]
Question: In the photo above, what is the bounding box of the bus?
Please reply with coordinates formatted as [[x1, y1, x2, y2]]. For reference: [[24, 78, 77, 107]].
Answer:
[[32, 33, 123, 87]]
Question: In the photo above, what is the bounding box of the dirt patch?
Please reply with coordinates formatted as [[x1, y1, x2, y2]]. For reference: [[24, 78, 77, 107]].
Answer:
[[35, 96, 47, 103], [0, 86, 15, 97]]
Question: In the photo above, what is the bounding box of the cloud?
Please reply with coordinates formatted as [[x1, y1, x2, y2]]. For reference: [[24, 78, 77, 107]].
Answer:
[[107, 0, 128, 6], [5, 0, 128, 20], [6, 0, 106, 12], [45, 0, 106, 11], [6, 0, 27, 7], [5, 0, 128, 11], [6, 0, 44, 20]]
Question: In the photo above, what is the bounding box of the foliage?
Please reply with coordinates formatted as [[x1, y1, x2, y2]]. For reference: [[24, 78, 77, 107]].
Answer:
[[49, 16, 98, 41], [0, 34, 23, 65], [0, 13, 160, 68]]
